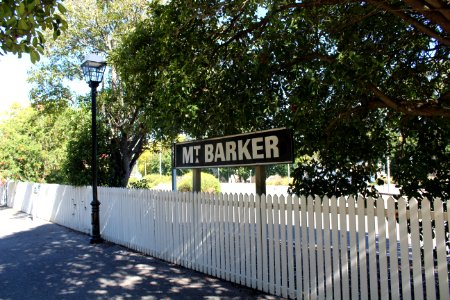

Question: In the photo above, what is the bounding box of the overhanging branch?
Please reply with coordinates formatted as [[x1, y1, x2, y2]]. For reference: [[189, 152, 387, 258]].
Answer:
[[217, 0, 450, 47], [368, 83, 450, 117], [366, 0, 450, 46]]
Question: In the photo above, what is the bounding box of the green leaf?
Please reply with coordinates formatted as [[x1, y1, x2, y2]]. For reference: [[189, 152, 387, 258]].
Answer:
[[57, 3, 67, 14], [18, 19, 28, 30], [17, 2, 26, 15], [30, 50, 40, 63]]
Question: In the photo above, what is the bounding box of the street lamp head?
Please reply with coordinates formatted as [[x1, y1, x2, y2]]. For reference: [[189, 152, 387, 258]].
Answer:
[[81, 53, 107, 86]]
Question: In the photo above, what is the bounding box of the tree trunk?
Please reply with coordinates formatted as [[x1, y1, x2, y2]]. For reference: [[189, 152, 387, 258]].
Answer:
[[109, 134, 145, 188]]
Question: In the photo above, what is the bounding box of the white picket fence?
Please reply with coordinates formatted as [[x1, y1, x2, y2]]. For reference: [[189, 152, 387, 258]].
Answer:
[[3, 181, 449, 299]]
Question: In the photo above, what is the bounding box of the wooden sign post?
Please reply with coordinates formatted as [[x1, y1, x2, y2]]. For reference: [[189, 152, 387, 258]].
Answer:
[[255, 165, 266, 196]]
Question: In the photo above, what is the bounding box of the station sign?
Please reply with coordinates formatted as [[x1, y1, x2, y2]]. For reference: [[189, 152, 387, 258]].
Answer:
[[173, 128, 294, 169]]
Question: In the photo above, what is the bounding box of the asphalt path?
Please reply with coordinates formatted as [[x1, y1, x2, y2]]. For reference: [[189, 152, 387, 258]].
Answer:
[[0, 206, 276, 300]]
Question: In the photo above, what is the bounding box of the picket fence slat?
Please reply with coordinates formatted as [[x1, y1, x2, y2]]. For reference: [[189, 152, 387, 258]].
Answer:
[[330, 196, 341, 300], [286, 195, 295, 299], [377, 197, 389, 300], [208, 193, 214, 276], [387, 197, 401, 299], [182, 193, 187, 267], [198, 193, 204, 273], [410, 198, 424, 300], [249, 194, 257, 289], [180, 193, 185, 266], [237, 193, 244, 284], [273, 195, 281, 296], [174, 192, 178, 263], [243, 194, 251, 287], [218, 193, 224, 277], [348, 196, 358, 300], [193, 192, 197, 266], [238, 194, 245, 284], [256, 194, 264, 291], [280, 196, 288, 298], [189, 192, 195, 269], [169, 192, 175, 263], [235, 193, 241, 282], [367, 197, 379, 300], [199, 193, 204, 272], [434, 199, 450, 300], [322, 197, 333, 300], [231, 194, 236, 281], [339, 196, 350, 300], [398, 197, 412, 300], [223, 193, 229, 281], [294, 195, 303, 300], [223, 194, 229, 280], [314, 195, 325, 300], [261, 194, 269, 293], [422, 199, 436, 299], [228, 194, 235, 282], [307, 196, 317, 298], [301, 196, 310, 298], [211, 194, 217, 276], [219, 195, 229, 278], [357, 196, 369, 300], [158, 192, 163, 257], [205, 193, 210, 273], [5, 181, 449, 300], [267, 195, 276, 295], [170, 192, 175, 263]]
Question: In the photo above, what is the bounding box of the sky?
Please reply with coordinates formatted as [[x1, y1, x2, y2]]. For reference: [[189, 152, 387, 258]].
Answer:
[[0, 53, 90, 116], [0, 53, 32, 114]]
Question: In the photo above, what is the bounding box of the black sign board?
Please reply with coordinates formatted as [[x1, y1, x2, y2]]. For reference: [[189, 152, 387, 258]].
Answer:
[[173, 128, 294, 169]]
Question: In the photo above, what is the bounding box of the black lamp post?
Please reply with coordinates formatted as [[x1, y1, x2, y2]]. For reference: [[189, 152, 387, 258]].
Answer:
[[81, 53, 107, 244]]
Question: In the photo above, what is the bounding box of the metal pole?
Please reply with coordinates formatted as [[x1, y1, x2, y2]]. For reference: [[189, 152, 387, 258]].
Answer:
[[171, 143, 177, 191], [90, 82, 102, 244]]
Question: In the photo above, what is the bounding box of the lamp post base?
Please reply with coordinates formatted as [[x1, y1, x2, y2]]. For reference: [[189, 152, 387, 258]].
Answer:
[[90, 236, 104, 244]]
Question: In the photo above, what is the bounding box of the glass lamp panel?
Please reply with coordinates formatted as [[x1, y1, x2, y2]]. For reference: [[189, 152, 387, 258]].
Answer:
[[81, 55, 107, 83]]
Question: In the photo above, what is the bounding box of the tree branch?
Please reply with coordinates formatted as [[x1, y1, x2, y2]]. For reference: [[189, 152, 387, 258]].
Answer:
[[366, 0, 450, 47], [274, 53, 337, 73], [325, 105, 370, 134], [218, 0, 348, 48], [275, 50, 450, 118], [423, 0, 450, 21], [217, 0, 450, 48], [367, 83, 400, 110], [368, 83, 450, 117], [215, 0, 250, 38], [404, 0, 450, 32], [438, 90, 450, 103]]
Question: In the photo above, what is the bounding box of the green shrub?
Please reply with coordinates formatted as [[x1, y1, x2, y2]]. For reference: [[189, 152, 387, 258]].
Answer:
[[128, 177, 148, 189], [177, 172, 221, 193], [128, 174, 171, 189]]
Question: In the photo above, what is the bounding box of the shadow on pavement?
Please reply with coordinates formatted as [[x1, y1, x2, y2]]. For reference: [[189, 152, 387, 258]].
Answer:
[[0, 209, 272, 300]]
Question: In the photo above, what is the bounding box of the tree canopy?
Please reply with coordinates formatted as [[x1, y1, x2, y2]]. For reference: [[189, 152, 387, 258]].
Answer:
[[0, 0, 67, 62], [0, 104, 84, 182], [113, 0, 449, 198], [28, 0, 152, 187]]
